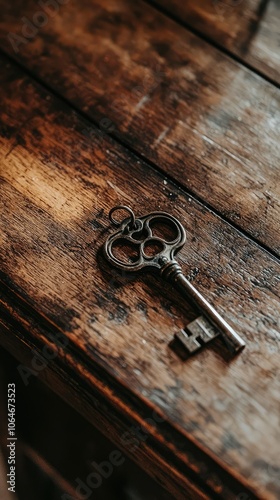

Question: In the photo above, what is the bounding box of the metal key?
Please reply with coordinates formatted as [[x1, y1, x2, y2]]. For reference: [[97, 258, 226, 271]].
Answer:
[[103, 206, 245, 355]]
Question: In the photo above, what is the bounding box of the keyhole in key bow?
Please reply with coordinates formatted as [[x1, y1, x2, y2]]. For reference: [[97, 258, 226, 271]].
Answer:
[[143, 239, 164, 257], [149, 218, 178, 243], [111, 239, 139, 263]]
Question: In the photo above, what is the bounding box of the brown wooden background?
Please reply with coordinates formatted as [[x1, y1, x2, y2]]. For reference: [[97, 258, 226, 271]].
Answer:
[[0, 1, 279, 499]]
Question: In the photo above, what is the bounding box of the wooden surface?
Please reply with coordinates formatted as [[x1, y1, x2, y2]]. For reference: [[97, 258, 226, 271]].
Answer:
[[153, 0, 280, 84], [0, 56, 280, 499], [0, 1, 279, 498], [0, 0, 279, 255], [0, 350, 173, 500]]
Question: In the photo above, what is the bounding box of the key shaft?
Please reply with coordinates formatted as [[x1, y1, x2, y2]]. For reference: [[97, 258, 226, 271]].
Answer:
[[160, 260, 245, 354]]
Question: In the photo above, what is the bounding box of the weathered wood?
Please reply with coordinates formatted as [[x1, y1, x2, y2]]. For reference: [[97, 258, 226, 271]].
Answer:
[[0, 348, 178, 500], [0, 0, 279, 254], [0, 58, 279, 498], [153, 0, 280, 84], [0, 308, 207, 500]]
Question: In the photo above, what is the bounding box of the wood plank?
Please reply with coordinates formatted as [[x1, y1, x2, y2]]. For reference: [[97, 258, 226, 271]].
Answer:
[[0, 311, 208, 500], [0, 57, 280, 498], [152, 0, 280, 84], [0, 0, 279, 254]]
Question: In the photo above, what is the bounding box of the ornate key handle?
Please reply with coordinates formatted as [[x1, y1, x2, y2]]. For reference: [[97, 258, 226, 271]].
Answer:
[[103, 206, 186, 272]]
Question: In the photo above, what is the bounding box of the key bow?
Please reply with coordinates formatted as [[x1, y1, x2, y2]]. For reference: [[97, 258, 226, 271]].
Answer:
[[103, 206, 186, 272]]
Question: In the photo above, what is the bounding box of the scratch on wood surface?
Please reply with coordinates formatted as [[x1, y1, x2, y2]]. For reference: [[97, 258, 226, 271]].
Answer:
[[191, 129, 248, 166], [107, 180, 131, 200], [153, 127, 170, 147], [135, 95, 150, 112]]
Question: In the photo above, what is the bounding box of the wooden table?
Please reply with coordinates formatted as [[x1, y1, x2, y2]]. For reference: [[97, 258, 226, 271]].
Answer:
[[0, 1, 279, 498]]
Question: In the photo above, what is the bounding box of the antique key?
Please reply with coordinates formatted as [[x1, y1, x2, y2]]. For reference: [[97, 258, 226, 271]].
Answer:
[[103, 206, 245, 355]]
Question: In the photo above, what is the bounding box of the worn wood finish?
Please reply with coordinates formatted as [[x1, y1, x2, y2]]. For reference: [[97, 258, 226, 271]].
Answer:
[[152, 0, 280, 84], [0, 350, 174, 500], [0, 59, 280, 498], [0, 310, 207, 500], [0, 0, 279, 254]]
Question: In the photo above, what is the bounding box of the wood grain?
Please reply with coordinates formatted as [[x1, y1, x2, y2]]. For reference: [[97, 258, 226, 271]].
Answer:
[[0, 0, 279, 255], [0, 58, 280, 498], [152, 0, 280, 84], [0, 350, 175, 500]]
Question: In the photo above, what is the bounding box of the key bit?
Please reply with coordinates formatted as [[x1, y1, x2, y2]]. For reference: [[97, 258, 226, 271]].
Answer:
[[175, 316, 220, 354]]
